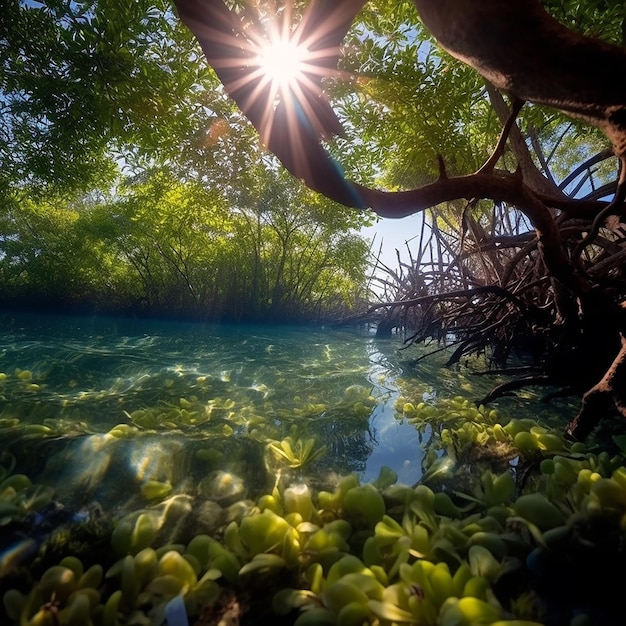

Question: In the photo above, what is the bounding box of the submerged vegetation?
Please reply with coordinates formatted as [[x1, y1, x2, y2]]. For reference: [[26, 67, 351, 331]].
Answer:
[[2, 399, 626, 626], [0, 320, 623, 626]]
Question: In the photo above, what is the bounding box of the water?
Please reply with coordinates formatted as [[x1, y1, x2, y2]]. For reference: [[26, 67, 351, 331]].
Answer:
[[0, 312, 575, 516]]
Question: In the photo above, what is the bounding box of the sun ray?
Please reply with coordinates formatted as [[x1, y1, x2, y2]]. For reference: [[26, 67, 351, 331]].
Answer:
[[175, 0, 364, 205], [257, 37, 309, 92]]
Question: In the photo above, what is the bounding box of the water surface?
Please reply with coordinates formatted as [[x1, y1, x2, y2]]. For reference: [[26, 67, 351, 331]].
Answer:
[[0, 312, 575, 514]]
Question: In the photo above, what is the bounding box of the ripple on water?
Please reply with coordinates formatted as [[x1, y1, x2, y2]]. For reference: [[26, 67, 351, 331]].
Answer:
[[0, 313, 577, 513]]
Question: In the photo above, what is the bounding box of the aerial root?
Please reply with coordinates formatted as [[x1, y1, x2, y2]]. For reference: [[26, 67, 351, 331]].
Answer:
[[566, 333, 626, 441]]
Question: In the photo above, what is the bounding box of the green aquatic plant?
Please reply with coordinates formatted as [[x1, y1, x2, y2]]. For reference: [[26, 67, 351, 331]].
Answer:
[[0, 348, 386, 468], [3, 557, 105, 626], [140, 480, 173, 502], [341, 483, 386, 529], [400, 394, 602, 501], [287, 400, 330, 419], [267, 436, 327, 470], [503, 419, 567, 456], [272, 384, 377, 425], [104, 546, 222, 623], [399, 395, 517, 491], [270, 474, 543, 626], [339, 385, 378, 421], [111, 510, 162, 557], [3, 544, 224, 626], [0, 452, 54, 527], [265, 435, 626, 626], [107, 423, 141, 438], [4, 408, 626, 626], [223, 487, 354, 574], [401, 396, 511, 455], [123, 395, 237, 432]]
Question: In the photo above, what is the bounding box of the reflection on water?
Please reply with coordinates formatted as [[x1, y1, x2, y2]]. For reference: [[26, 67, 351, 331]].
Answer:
[[0, 313, 423, 508], [0, 312, 577, 515]]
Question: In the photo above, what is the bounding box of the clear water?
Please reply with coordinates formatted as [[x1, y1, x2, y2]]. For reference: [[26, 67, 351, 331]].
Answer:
[[0, 312, 576, 514]]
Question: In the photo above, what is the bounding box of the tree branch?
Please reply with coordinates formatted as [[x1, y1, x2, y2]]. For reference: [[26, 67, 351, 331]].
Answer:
[[413, 0, 626, 159]]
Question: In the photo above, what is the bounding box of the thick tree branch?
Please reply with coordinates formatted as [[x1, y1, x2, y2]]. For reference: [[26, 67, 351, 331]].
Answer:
[[173, 0, 624, 229], [413, 0, 626, 159], [173, 0, 366, 207], [356, 284, 532, 317]]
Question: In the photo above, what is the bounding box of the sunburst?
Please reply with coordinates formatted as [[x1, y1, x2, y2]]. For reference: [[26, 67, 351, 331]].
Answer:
[[245, 16, 328, 143], [222, 0, 348, 143], [175, 0, 357, 200], [256, 36, 310, 95]]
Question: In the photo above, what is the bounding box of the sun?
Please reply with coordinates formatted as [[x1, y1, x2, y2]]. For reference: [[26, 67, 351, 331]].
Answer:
[[256, 36, 309, 93], [210, 2, 344, 148]]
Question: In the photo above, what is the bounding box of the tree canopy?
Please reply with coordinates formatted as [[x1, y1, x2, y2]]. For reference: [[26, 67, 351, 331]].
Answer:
[[0, 0, 373, 322]]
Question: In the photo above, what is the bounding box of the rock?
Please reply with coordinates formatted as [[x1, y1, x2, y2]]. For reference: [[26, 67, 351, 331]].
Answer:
[[196, 500, 224, 534]]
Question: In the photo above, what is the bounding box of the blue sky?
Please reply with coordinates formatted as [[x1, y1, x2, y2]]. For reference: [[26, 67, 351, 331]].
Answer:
[[361, 212, 424, 269]]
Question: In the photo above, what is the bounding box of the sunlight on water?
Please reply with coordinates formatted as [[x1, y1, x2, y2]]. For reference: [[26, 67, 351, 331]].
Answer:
[[0, 312, 577, 514]]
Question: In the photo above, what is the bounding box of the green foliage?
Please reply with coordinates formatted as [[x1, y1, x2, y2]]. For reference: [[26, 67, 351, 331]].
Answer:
[[0, 164, 371, 321], [4, 1, 626, 623], [335, 3, 493, 189], [0, 0, 231, 195], [0, 193, 107, 305], [0, 452, 54, 528], [5, 422, 626, 625], [325, 0, 620, 230], [4, 0, 622, 322], [1, 0, 375, 321], [544, 0, 626, 44]]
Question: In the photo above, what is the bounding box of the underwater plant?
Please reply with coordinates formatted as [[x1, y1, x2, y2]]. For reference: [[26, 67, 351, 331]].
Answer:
[[3, 381, 626, 626], [4, 434, 626, 625], [266, 436, 327, 471], [0, 452, 54, 529]]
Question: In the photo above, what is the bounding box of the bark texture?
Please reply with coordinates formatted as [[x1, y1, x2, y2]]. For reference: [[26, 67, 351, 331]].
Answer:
[[413, 0, 626, 159]]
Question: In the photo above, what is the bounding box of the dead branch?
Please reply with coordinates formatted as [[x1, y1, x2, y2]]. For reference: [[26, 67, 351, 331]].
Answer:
[[478, 375, 553, 405]]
